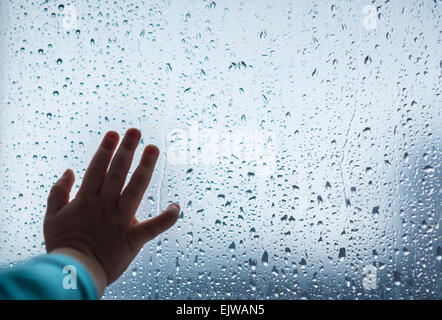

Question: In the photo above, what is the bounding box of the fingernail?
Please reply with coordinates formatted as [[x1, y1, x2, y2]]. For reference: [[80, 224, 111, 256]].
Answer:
[[105, 131, 119, 142], [146, 144, 159, 156], [62, 170, 70, 178], [102, 131, 119, 150], [167, 203, 180, 213], [127, 128, 141, 140]]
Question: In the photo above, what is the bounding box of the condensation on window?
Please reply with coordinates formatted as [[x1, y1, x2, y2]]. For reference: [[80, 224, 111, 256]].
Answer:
[[0, 1, 440, 299]]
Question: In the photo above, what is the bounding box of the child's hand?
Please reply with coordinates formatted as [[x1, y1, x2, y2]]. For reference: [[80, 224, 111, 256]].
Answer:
[[43, 129, 180, 294]]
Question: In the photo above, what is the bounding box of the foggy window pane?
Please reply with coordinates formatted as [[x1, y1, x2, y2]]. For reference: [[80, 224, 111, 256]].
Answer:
[[0, 1, 440, 299]]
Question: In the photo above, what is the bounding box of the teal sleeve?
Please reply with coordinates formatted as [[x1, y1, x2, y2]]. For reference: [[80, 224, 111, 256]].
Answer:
[[0, 254, 98, 300]]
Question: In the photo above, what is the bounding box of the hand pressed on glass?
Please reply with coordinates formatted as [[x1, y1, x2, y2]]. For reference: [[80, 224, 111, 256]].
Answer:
[[43, 128, 180, 296]]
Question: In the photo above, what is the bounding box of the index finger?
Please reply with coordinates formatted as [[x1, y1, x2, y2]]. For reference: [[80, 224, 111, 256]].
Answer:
[[76, 131, 119, 198]]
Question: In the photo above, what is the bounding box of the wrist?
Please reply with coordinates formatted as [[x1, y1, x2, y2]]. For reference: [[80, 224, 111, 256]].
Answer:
[[51, 247, 107, 298]]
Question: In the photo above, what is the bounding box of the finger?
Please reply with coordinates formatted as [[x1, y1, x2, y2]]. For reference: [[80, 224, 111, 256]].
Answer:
[[131, 203, 180, 248], [46, 169, 75, 215], [76, 131, 119, 198], [120, 145, 159, 215], [100, 128, 141, 199]]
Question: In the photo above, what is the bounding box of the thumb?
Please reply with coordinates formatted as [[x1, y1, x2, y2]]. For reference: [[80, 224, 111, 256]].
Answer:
[[131, 203, 180, 249], [46, 169, 75, 215]]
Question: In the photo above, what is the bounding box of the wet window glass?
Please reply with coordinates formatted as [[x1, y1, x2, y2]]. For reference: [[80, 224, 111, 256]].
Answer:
[[0, 1, 440, 299]]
